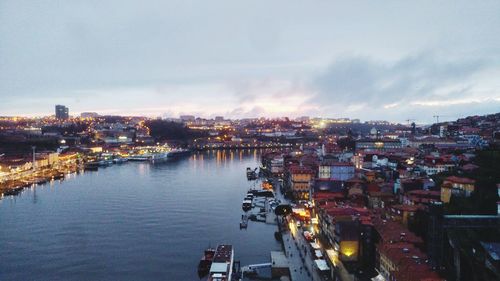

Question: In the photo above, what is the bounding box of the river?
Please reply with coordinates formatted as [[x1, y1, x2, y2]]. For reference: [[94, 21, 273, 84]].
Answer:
[[0, 149, 281, 280]]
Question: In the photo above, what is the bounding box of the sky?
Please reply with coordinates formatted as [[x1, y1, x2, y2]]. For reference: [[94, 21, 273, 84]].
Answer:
[[1, 1, 500, 123]]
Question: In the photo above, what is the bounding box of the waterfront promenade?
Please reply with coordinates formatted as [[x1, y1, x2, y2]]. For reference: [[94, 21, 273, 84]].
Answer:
[[273, 179, 325, 281], [282, 230, 324, 281]]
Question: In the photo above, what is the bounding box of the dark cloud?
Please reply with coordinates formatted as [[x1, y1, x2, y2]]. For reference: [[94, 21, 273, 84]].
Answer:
[[225, 106, 267, 118], [313, 52, 490, 107]]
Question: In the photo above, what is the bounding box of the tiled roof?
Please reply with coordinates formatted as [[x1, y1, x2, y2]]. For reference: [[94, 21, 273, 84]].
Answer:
[[444, 176, 475, 184]]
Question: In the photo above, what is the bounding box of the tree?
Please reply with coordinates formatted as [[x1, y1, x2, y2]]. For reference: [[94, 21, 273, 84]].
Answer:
[[145, 120, 206, 142]]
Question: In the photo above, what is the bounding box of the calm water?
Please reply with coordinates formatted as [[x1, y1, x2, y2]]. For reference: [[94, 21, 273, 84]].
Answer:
[[0, 149, 281, 281]]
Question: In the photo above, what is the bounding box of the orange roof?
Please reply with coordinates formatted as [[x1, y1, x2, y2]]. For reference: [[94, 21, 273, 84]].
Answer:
[[289, 165, 315, 174], [313, 191, 345, 200], [407, 190, 440, 196], [444, 176, 475, 184], [392, 204, 421, 212]]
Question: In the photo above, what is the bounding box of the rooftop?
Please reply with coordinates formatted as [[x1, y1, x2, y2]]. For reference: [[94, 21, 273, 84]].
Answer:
[[444, 176, 476, 185]]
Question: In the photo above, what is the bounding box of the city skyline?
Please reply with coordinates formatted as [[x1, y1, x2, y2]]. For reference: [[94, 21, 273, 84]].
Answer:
[[0, 104, 497, 125], [2, 1, 500, 122]]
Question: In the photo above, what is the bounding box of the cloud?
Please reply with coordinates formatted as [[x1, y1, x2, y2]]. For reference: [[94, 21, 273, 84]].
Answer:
[[310, 52, 500, 121], [2, 1, 500, 121]]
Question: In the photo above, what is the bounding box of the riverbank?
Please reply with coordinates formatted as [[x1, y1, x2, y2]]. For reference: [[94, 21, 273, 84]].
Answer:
[[193, 143, 294, 151], [0, 163, 82, 197]]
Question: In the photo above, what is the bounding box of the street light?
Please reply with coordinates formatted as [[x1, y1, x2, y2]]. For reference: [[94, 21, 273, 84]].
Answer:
[[32, 146, 36, 171]]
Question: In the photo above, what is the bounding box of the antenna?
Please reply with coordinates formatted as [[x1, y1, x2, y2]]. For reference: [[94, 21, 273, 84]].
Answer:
[[405, 119, 415, 126]]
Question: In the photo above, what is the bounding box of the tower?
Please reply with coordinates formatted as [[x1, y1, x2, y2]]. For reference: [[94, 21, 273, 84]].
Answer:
[[55, 105, 69, 119]]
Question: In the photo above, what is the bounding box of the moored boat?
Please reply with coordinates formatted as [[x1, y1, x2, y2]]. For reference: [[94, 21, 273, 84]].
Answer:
[[128, 155, 151, 161], [150, 152, 169, 162], [207, 244, 234, 281], [84, 162, 99, 171], [113, 157, 128, 164], [242, 199, 252, 212], [198, 247, 216, 278], [167, 148, 192, 158], [246, 167, 257, 180]]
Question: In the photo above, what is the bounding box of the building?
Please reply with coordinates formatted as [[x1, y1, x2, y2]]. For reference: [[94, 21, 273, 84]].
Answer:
[[80, 112, 99, 118], [297, 116, 310, 122], [389, 205, 421, 226], [378, 243, 442, 281], [288, 165, 315, 200], [318, 161, 355, 181], [334, 220, 360, 262], [55, 105, 69, 120], [94, 129, 135, 144], [440, 176, 476, 203], [270, 156, 284, 175], [180, 115, 195, 122], [270, 251, 290, 278], [355, 139, 402, 151]]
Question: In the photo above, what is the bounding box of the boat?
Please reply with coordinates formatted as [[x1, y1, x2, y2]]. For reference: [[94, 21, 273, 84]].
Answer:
[[246, 167, 257, 180], [242, 199, 252, 212], [84, 162, 99, 171], [247, 189, 259, 195], [255, 190, 274, 198], [246, 189, 274, 198], [52, 173, 65, 180], [98, 159, 113, 167], [240, 214, 249, 229], [128, 155, 151, 161], [274, 231, 282, 241], [113, 157, 128, 164], [198, 246, 216, 278], [128, 145, 173, 162], [207, 245, 234, 281], [150, 152, 169, 162], [167, 148, 192, 158]]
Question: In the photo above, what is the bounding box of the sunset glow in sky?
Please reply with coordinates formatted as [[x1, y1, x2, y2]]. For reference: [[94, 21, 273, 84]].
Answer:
[[1, 1, 500, 123]]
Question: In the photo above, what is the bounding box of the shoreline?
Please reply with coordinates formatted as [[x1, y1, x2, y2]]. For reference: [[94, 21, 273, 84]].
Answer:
[[0, 163, 82, 197]]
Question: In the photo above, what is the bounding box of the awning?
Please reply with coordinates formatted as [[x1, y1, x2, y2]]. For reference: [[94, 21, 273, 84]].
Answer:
[[314, 250, 323, 258], [371, 273, 386, 281], [310, 242, 321, 249], [314, 259, 330, 271]]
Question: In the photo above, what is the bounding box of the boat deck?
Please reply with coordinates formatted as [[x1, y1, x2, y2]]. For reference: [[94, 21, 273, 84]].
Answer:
[[213, 245, 233, 262]]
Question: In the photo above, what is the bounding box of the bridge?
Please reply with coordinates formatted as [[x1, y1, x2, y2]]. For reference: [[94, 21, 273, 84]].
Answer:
[[443, 215, 500, 228]]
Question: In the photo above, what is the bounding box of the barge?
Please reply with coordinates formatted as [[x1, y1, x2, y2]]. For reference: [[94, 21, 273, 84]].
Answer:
[[198, 246, 216, 278], [208, 244, 234, 281]]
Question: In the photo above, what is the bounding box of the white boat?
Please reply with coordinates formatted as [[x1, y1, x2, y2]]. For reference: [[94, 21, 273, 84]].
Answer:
[[150, 152, 169, 161], [113, 157, 128, 164], [128, 155, 151, 161], [167, 148, 191, 158]]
